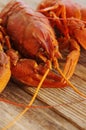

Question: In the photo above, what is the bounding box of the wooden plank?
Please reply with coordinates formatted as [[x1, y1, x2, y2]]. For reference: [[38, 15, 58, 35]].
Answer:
[[24, 90, 86, 130], [79, 49, 86, 67], [24, 63, 86, 130], [0, 82, 80, 130]]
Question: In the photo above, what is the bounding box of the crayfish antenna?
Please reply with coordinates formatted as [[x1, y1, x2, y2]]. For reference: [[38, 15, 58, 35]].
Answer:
[[54, 58, 86, 98], [1, 63, 50, 130]]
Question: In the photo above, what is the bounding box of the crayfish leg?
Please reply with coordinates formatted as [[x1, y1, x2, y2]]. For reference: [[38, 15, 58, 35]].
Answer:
[[0, 44, 11, 92], [62, 39, 80, 80], [38, 2, 69, 38], [74, 27, 86, 50]]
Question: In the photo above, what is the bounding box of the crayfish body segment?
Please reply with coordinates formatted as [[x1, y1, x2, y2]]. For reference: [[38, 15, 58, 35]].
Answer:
[[0, 0, 67, 90]]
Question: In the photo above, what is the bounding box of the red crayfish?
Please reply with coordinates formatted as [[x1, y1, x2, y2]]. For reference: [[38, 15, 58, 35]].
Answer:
[[38, 0, 86, 80], [0, 0, 69, 93]]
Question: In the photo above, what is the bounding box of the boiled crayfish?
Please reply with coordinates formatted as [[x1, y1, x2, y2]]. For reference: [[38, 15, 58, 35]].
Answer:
[[1, 0, 86, 129], [38, 0, 86, 80], [0, 0, 69, 93]]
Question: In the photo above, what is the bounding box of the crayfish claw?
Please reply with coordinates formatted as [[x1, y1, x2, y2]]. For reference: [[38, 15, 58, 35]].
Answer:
[[0, 44, 11, 92], [8, 51, 67, 88]]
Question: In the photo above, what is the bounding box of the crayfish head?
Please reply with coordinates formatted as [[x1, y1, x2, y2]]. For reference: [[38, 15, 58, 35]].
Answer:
[[40, 30, 62, 64], [31, 13, 62, 63]]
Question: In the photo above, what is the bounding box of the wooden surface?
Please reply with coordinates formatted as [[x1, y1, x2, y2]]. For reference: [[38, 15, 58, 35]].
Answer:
[[0, 0, 86, 130]]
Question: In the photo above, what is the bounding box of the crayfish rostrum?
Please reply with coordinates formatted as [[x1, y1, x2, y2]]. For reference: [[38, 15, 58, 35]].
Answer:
[[0, 0, 68, 92], [38, 0, 86, 80]]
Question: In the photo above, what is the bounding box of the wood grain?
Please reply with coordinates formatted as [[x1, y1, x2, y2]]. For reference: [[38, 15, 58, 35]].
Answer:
[[0, 0, 86, 130]]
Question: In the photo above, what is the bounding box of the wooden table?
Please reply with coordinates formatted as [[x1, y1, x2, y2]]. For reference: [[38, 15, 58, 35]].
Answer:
[[0, 0, 86, 130]]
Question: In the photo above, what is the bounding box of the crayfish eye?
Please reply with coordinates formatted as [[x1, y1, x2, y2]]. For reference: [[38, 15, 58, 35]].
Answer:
[[39, 47, 44, 52]]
